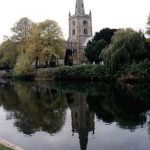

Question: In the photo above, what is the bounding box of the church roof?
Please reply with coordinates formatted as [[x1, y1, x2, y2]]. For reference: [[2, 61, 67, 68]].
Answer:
[[82, 36, 93, 47]]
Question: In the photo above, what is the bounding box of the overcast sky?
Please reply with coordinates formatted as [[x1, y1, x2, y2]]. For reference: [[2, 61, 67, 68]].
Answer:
[[0, 0, 150, 43]]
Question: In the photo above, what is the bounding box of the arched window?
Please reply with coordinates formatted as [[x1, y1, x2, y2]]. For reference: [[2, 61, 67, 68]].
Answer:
[[72, 29, 75, 35], [84, 29, 88, 35], [83, 20, 88, 26]]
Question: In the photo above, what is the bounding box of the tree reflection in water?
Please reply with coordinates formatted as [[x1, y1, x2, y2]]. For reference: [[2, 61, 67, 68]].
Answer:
[[0, 81, 150, 149], [0, 81, 67, 135]]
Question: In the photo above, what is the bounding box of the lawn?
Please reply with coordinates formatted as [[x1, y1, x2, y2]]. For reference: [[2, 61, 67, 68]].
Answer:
[[0, 145, 13, 150]]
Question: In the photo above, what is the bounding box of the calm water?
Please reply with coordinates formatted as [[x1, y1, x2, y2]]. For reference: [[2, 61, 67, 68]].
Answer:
[[0, 81, 150, 150]]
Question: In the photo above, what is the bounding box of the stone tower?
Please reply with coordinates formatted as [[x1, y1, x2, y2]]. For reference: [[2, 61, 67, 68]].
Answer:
[[68, 0, 93, 64]]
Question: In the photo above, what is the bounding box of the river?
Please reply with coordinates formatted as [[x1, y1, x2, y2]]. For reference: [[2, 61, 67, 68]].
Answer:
[[0, 81, 150, 150]]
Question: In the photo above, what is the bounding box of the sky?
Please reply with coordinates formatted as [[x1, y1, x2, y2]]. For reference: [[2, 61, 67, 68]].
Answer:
[[0, 0, 150, 43]]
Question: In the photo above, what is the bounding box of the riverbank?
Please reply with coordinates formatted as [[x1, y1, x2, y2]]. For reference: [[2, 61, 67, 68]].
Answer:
[[36, 65, 111, 81], [0, 144, 12, 150], [0, 63, 149, 84], [36, 64, 150, 84], [0, 138, 24, 150]]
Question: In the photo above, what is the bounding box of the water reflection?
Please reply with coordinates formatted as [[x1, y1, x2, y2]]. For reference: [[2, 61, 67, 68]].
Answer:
[[0, 81, 150, 150], [67, 93, 94, 150], [0, 82, 67, 135], [87, 86, 150, 130]]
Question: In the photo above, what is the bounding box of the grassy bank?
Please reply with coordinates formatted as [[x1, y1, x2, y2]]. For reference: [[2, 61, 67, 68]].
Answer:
[[0, 145, 13, 150]]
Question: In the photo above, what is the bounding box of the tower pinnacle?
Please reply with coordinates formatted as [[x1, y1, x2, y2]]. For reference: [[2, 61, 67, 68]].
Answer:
[[75, 0, 85, 15]]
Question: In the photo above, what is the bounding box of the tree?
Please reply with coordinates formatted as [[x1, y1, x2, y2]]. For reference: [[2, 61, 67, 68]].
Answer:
[[0, 39, 18, 68], [0, 17, 65, 76], [13, 53, 33, 76], [85, 39, 107, 63], [93, 28, 118, 44], [26, 20, 65, 67], [146, 14, 150, 36], [100, 28, 145, 72], [11, 17, 33, 42], [10, 17, 34, 56], [144, 15, 150, 59], [84, 28, 117, 63]]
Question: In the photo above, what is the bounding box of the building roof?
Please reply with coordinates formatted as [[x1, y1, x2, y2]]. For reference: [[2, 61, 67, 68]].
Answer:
[[82, 36, 93, 47]]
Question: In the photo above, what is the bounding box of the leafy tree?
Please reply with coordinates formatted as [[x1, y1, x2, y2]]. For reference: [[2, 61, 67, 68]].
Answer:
[[100, 28, 145, 72], [11, 17, 34, 55], [137, 39, 150, 60], [145, 14, 150, 58], [145, 14, 150, 57], [0, 17, 65, 76], [13, 53, 33, 76], [85, 28, 117, 63], [93, 28, 118, 44], [11, 17, 33, 42], [85, 39, 107, 63], [26, 20, 65, 67], [0, 39, 18, 68], [146, 14, 150, 35]]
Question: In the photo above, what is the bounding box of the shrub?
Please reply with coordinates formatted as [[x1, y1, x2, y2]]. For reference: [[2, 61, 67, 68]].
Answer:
[[13, 54, 34, 77], [37, 65, 111, 81]]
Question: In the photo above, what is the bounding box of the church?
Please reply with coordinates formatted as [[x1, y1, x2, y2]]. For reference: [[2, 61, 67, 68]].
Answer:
[[67, 0, 93, 65]]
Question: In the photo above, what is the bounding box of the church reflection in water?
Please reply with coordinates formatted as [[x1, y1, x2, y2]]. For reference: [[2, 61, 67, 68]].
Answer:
[[66, 93, 95, 150]]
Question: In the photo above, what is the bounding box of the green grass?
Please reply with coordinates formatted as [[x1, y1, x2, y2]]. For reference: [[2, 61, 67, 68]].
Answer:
[[0, 145, 13, 150]]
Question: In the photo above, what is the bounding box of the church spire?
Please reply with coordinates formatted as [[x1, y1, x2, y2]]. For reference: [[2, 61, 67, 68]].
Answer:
[[75, 0, 85, 15]]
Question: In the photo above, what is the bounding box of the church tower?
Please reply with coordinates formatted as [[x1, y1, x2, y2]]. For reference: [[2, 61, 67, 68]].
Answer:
[[68, 0, 93, 64]]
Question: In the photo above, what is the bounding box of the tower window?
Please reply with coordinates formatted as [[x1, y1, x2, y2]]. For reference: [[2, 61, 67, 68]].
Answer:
[[83, 20, 88, 26], [72, 29, 75, 35], [72, 21, 75, 26], [82, 4, 84, 8], [84, 29, 88, 35]]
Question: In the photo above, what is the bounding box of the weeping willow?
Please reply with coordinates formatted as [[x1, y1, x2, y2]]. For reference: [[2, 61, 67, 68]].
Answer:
[[100, 28, 145, 72]]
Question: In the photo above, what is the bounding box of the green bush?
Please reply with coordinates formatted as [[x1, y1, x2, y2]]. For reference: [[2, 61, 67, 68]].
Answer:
[[129, 60, 150, 80], [13, 54, 35, 78], [115, 60, 150, 82], [37, 60, 150, 83], [37, 65, 111, 81]]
